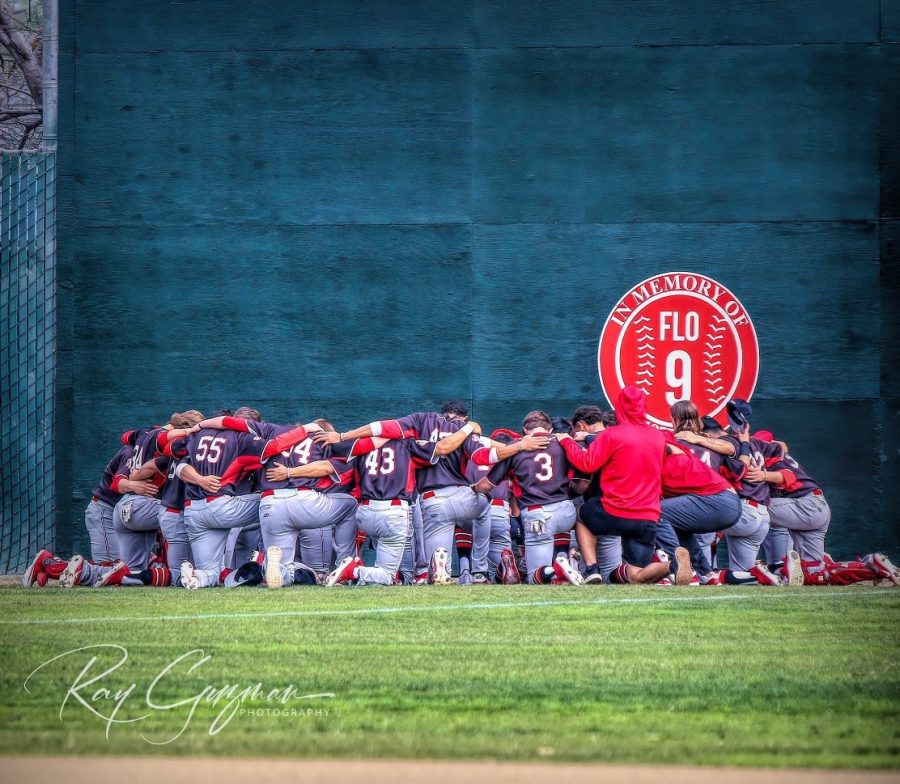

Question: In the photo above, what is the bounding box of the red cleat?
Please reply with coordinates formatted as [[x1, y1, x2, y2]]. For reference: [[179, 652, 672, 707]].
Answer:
[[22, 549, 54, 588], [325, 556, 361, 587], [497, 548, 521, 585], [749, 562, 783, 586]]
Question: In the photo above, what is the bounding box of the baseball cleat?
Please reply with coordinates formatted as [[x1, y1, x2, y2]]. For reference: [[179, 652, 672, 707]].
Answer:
[[265, 545, 284, 589], [180, 561, 199, 589], [36, 571, 48, 587], [413, 570, 430, 585], [700, 570, 726, 586], [472, 572, 490, 584], [583, 564, 603, 585], [325, 556, 361, 587], [552, 553, 584, 585], [59, 555, 85, 589], [863, 553, 900, 586], [458, 568, 473, 585], [497, 548, 521, 584], [784, 550, 804, 587], [749, 562, 783, 586], [655, 576, 674, 586], [430, 547, 451, 584], [94, 561, 130, 588], [673, 546, 692, 586], [22, 549, 54, 588]]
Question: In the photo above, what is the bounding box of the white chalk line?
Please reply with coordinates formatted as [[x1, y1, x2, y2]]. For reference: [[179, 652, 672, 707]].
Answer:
[[1, 587, 896, 627]]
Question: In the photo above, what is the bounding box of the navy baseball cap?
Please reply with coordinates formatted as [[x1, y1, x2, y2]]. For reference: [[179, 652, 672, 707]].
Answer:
[[700, 416, 722, 433], [726, 398, 752, 431]]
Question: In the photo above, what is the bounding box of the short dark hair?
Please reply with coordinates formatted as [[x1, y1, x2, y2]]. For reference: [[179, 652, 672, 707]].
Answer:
[[440, 400, 468, 417], [522, 410, 552, 431], [600, 410, 618, 428], [492, 431, 515, 445], [571, 405, 605, 426], [211, 409, 233, 417], [234, 406, 261, 421], [551, 416, 573, 435]]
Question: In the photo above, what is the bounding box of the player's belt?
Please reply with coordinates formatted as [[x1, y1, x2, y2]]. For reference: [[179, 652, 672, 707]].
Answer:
[[811, 488, 824, 496], [184, 496, 224, 507], [165, 507, 181, 513], [360, 498, 408, 508], [91, 495, 99, 502], [421, 491, 436, 500], [260, 487, 314, 499], [743, 499, 763, 508], [526, 504, 545, 512], [420, 487, 465, 500], [491, 499, 510, 508]]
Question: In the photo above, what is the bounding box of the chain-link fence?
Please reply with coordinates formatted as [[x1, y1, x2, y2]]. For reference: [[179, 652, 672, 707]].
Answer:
[[0, 151, 56, 573]]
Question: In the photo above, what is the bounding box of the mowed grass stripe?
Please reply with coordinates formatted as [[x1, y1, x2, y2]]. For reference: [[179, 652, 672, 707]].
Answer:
[[0, 586, 898, 768], [1, 586, 896, 626]]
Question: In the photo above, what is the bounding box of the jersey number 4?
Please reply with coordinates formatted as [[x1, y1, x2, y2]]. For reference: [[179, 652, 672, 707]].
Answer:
[[195, 435, 226, 464], [365, 447, 395, 476]]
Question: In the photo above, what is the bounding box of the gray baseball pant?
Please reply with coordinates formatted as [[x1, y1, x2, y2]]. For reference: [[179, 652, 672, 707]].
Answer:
[[259, 488, 357, 586], [724, 501, 770, 571], [521, 500, 577, 583], [487, 501, 512, 578], [296, 527, 334, 574], [763, 493, 830, 562], [399, 499, 426, 581], [421, 486, 491, 574], [596, 536, 623, 580], [158, 508, 191, 584], [84, 498, 117, 563], [184, 494, 260, 588], [355, 501, 411, 586], [113, 494, 162, 570]]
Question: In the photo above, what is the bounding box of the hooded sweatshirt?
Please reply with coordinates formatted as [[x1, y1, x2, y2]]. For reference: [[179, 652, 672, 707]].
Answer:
[[560, 386, 666, 520]]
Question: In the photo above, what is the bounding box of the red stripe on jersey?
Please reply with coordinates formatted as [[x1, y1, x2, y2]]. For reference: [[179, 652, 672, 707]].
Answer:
[[219, 455, 263, 489]]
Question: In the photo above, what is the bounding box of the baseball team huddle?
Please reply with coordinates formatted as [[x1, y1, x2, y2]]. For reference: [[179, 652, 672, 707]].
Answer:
[[22, 386, 900, 591]]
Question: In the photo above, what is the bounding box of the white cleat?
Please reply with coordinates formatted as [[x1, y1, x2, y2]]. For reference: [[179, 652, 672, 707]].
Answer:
[[180, 561, 199, 589], [785, 550, 804, 587], [552, 552, 584, 585], [59, 555, 84, 589], [430, 547, 451, 584], [265, 545, 283, 589], [864, 553, 900, 586]]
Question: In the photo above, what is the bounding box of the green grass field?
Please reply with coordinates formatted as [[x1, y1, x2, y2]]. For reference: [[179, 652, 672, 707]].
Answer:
[[0, 584, 898, 769]]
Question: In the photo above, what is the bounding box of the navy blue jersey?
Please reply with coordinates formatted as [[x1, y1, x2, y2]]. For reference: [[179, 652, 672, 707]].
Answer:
[[152, 455, 188, 509], [320, 439, 358, 495], [720, 435, 787, 505], [486, 439, 573, 507], [392, 411, 485, 490], [771, 450, 821, 498], [467, 459, 510, 502], [181, 428, 266, 500], [258, 427, 338, 492], [354, 438, 438, 502], [91, 445, 135, 506]]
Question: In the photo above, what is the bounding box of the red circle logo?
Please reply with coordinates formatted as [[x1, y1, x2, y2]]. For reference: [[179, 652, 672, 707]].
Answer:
[[598, 272, 759, 428]]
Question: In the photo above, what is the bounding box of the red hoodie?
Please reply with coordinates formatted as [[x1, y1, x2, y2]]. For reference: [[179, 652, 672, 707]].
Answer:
[[661, 451, 732, 498], [560, 386, 666, 520]]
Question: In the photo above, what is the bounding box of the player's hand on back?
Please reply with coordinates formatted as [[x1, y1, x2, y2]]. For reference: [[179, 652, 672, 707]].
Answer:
[[313, 430, 341, 446], [128, 479, 159, 498], [468, 420, 482, 435], [675, 430, 701, 444], [198, 475, 221, 493], [266, 462, 289, 482], [744, 463, 766, 484], [520, 433, 550, 451]]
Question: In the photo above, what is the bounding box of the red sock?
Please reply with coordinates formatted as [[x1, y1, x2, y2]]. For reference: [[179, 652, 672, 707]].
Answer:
[[609, 564, 631, 584]]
